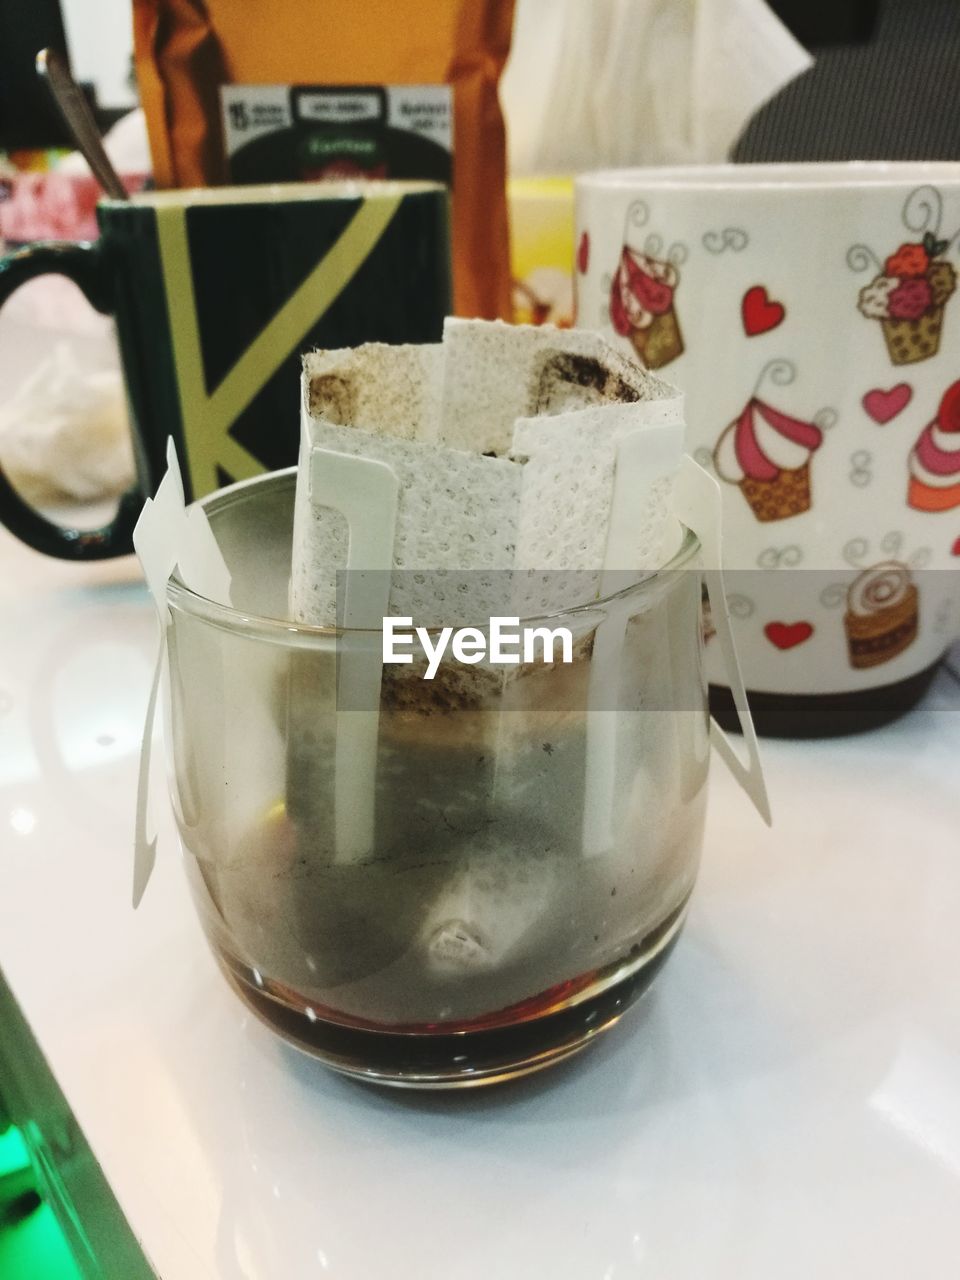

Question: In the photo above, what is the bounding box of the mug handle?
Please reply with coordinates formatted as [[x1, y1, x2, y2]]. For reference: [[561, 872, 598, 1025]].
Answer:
[[0, 242, 142, 559]]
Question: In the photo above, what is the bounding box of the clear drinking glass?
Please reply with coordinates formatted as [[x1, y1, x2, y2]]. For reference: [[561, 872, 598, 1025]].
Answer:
[[165, 471, 710, 1087]]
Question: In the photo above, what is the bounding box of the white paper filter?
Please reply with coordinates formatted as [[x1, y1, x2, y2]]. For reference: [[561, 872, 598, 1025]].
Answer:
[[288, 320, 693, 896], [292, 318, 683, 627]]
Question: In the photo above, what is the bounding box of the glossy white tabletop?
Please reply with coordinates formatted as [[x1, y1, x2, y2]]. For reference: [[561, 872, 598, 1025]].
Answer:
[[1, 521, 959, 1280]]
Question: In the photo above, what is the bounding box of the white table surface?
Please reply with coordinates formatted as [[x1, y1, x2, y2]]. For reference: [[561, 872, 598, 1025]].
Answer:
[[1, 520, 959, 1280]]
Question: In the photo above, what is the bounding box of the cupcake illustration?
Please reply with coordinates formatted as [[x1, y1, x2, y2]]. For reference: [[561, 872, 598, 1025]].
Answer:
[[849, 186, 958, 366], [843, 561, 919, 669], [907, 378, 960, 512], [609, 200, 686, 370], [712, 360, 827, 523]]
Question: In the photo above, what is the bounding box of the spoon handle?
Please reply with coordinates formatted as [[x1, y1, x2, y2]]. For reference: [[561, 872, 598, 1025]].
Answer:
[[36, 48, 129, 202]]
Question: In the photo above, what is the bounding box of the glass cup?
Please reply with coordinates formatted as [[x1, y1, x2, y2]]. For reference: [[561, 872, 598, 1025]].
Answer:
[[165, 471, 710, 1087]]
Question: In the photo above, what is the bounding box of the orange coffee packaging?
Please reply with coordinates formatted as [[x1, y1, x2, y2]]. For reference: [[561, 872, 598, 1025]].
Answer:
[[132, 0, 515, 319]]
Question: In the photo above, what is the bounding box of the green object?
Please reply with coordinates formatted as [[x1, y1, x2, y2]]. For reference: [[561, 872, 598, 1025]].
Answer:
[[0, 1196, 84, 1280], [0, 971, 155, 1279], [0, 1123, 31, 1188]]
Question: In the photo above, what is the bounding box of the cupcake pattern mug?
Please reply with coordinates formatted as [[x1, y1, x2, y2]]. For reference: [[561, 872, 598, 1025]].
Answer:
[[576, 164, 960, 707]]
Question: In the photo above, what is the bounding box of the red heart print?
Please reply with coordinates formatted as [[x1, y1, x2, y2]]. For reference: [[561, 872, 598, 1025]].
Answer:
[[952, 536, 960, 556], [863, 383, 912, 424], [577, 231, 590, 275], [764, 621, 814, 650], [742, 286, 786, 336]]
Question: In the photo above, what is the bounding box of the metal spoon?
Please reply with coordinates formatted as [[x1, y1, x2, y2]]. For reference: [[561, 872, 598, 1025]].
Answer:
[[36, 47, 128, 200]]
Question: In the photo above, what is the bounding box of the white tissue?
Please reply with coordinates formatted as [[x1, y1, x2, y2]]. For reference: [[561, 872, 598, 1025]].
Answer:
[[501, 0, 812, 173], [0, 342, 135, 502]]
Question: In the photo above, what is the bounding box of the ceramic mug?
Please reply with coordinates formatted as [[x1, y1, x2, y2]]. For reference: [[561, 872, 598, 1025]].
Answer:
[[576, 163, 960, 735], [0, 180, 450, 559]]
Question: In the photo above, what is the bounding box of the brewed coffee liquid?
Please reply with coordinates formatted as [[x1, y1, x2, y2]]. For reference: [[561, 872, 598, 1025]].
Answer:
[[183, 701, 706, 1015], [181, 711, 705, 1085], [216, 898, 687, 1085]]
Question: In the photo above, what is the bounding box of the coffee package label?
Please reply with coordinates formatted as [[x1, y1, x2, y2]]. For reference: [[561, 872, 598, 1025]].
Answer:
[[221, 84, 453, 186], [133, 0, 514, 319]]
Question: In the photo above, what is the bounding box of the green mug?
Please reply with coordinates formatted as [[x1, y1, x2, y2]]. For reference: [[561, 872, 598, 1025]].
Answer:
[[0, 180, 451, 559]]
